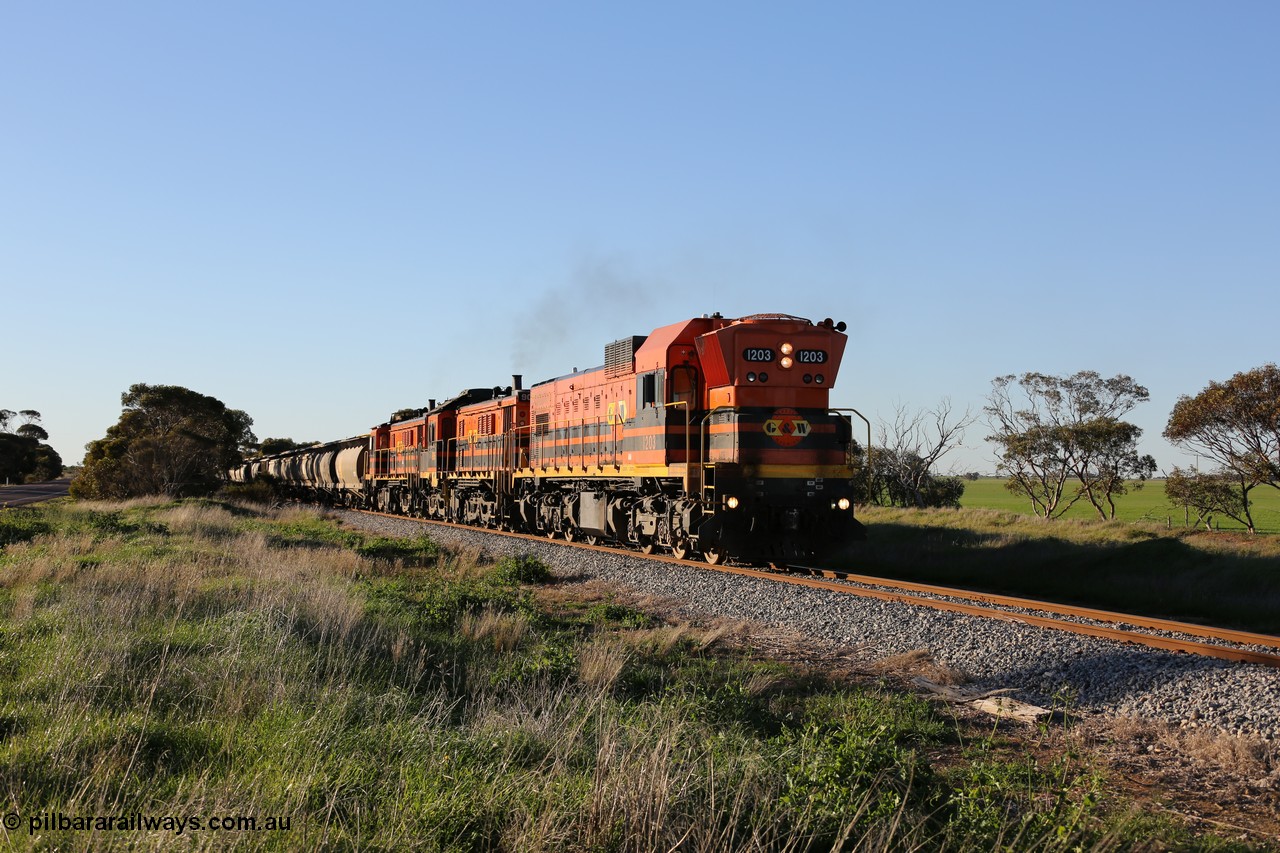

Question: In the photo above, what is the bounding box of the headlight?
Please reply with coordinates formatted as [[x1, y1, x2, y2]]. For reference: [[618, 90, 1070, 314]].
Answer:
[[726, 496, 740, 509], [780, 342, 794, 355], [780, 356, 794, 369], [837, 498, 851, 510]]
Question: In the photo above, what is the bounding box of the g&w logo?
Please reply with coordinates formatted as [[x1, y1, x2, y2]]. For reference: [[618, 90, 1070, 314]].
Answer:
[[763, 408, 810, 447]]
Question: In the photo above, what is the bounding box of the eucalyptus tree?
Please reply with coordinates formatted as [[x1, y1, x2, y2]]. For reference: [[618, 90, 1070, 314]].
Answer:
[[1163, 364, 1280, 534], [72, 384, 256, 499], [985, 372, 1155, 519], [0, 409, 62, 483]]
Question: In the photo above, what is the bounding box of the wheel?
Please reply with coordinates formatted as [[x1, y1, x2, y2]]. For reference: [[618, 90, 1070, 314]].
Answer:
[[639, 539, 655, 555], [703, 548, 723, 565], [545, 528, 559, 540], [584, 535, 599, 546], [672, 539, 690, 561], [563, 527, 576, 542]]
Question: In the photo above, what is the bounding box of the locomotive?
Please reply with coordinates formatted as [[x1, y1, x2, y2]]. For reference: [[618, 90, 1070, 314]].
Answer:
[[231, 313, 866, 564]]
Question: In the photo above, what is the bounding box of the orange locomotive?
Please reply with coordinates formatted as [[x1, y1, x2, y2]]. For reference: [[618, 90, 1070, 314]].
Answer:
[[253, 313, 866, 564]]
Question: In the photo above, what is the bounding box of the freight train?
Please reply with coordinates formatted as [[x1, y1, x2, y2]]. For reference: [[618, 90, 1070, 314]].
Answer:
[[230, 313, 866, 564]]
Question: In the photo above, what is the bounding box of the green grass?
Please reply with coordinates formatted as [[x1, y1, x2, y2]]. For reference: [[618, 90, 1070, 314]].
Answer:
[[842, 503, 1280, 634], [960, 477, 1280, 534], [0, 499, 1272, 851]]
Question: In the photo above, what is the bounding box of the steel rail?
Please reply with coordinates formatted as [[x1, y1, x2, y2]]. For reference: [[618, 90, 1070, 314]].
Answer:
[[790, 567, 1280, 652], [350, 509, 1280, 669]]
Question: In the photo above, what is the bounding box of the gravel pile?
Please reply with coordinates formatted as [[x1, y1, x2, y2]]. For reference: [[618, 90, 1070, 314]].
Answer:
[[337, 511, 1280, 742]]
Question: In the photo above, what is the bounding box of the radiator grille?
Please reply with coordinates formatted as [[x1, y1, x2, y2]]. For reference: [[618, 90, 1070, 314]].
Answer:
[[605, 336, 646, 377]]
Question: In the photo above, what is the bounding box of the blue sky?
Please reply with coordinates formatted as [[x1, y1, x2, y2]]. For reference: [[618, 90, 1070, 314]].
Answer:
[[4, 2, 1277, 474]]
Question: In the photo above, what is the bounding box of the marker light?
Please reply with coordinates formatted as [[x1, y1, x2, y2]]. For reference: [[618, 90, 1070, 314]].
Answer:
[[726, 496, 740, 509], [780, 356, 794, 369], [747, 372, 757, 382], [780, 342, 794, 355], [837, 498, 851, 510], [815, 373, 825, 384]]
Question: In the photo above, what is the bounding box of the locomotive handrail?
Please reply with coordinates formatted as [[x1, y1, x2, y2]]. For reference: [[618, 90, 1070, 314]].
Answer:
[[383, 403, 700, 482], [461, 431, 506, 475], [508, 422, 534, 471], [531, 414, 622, 474], [699, 406, 735, 505], [829, 407, 872, 504], [659, 401, 690, 493]]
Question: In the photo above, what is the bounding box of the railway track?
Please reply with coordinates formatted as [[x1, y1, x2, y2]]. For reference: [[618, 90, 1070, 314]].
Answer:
[[355, 509, 1280, 670]]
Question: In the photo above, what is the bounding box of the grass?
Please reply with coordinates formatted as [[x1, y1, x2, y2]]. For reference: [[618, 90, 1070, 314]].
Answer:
[[0, 499, 1274, 851], [960, 477, 1280, 534]]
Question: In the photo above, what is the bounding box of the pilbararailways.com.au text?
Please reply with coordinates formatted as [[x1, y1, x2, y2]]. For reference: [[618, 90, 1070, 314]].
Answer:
[[6, 811, 291, 835]]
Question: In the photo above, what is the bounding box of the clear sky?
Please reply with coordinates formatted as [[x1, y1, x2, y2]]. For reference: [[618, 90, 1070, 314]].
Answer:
[[4, 2, 1277, 473]]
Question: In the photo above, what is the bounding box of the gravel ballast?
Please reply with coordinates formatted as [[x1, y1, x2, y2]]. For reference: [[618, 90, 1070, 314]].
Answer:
[[337, 511, 1280, 742]]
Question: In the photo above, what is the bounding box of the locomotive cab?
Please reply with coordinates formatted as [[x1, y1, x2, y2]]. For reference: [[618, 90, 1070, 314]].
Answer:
[[689, 315, 866, 562]]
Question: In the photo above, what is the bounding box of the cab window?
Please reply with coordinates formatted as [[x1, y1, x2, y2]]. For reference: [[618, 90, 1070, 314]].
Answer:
[[669, 365, 698, 405], [638, 371, 664, 408]]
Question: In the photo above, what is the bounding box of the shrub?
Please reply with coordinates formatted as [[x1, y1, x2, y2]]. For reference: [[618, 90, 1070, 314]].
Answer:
[[0, 510, 52, 547], [491, 554, 551, 585]]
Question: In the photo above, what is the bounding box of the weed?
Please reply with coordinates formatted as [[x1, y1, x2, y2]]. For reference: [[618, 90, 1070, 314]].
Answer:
[[586, 600, 653, 628], [491, 553, 552, 585], [0, 510, 51, 547], [355, 534, 440, 565]]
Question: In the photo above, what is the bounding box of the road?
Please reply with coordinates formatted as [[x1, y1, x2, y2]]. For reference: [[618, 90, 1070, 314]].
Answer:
[[0, 477, 72, 507]]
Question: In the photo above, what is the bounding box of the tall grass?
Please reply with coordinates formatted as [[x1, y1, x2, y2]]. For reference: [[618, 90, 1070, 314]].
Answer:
[[0, 500, 1270, 851]]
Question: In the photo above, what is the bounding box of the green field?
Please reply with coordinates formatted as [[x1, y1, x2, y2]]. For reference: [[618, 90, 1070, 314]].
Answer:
[[959, 478, 1280, 535]]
